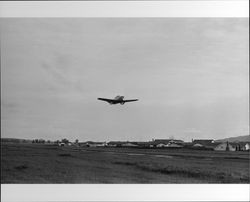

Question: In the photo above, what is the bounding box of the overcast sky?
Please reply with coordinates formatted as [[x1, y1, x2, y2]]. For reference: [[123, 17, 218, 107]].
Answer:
[[1, 18, 249, 142]]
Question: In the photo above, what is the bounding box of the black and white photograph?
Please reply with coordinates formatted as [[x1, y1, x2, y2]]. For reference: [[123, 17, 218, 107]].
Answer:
[[1, 16, 249, 185], [1, 7, 249, 202]]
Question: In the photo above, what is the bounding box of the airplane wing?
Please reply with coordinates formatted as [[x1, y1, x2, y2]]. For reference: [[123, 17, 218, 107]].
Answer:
[[123, 99, 139, 103], [97, 98, 115, 103]]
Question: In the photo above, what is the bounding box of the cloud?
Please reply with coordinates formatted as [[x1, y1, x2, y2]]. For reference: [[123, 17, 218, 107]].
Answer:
[[41, 62, 71, 87]]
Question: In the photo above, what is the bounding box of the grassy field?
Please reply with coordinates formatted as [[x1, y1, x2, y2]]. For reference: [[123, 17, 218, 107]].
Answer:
[[1, 143, 249, 183]]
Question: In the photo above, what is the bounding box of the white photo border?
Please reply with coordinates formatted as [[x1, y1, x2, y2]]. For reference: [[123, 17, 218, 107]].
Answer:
[[0, 1, 249, 202], [0, 1, 249, 17], [1, 184, 250, 201]]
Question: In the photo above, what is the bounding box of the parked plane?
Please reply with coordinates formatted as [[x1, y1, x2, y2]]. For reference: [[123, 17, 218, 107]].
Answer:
[[98, 95, 138, 105]]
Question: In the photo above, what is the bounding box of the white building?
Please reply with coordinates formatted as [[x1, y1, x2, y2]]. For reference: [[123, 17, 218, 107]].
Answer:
[[156, 143, 167, 148], [193, 143, 204, 147], [166, 143, 183, 148], [245, 143, 250, 151]]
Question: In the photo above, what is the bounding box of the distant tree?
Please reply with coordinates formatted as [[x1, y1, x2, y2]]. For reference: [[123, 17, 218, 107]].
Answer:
[[61, 138, 69, 144], [226, 141, 230, 151], [38, 139, 45, 144]]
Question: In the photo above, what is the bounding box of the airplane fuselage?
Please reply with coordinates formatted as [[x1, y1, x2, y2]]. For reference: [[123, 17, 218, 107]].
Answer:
[[110, 96, 125, 104], [98, 95, 138, 105]]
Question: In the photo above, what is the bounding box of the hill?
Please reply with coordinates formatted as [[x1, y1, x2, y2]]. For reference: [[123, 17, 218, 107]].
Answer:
[[216, 135, 250, 143]]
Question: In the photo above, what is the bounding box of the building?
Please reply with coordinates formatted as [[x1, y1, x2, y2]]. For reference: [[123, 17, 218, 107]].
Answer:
[[156, 143, 167, 148], [154, 139, 184, 143], [213, 142, 250, 151], [192, 139, 214, 145], [79, 141, 106, 147], [121, 142, 138, 147], [136, 141, 154, 148], [231, 142, 250, 151], [214, 142, 236, 151], [148, 139, 184, 148], [193, 143, 204, 148], [166, 142, 183, 148], [191, 139, 221, 150], [107, 141, 126, 147]]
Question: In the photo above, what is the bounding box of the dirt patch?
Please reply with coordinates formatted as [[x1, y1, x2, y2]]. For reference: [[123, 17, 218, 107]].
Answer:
[[14, 165, 28, 170], [58, 153, 72, 157]]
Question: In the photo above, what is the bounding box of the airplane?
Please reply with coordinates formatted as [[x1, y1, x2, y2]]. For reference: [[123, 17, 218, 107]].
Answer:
[[98, 95, 138, 105]]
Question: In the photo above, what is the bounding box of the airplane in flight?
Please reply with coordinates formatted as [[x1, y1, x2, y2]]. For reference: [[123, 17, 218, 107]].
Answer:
[[98, 95, 138, 105]]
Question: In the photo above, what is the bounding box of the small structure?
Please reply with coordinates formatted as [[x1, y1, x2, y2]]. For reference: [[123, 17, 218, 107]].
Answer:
[[193, 143, 204, 148], [191, 139, 220, 150], [166, 142, 183, 148], [107, 141, 126, 147], [58, 142, 65, 147], [245, 143, 250, 151], [79, 141, 106, 147], [152, 139, 184, 148], [156, 143, 167, 148]]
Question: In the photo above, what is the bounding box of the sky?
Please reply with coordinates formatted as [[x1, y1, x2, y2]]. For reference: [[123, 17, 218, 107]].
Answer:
[[1, 18, 249, 142]]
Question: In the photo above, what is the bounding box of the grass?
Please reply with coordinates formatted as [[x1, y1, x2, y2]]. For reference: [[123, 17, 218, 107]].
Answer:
[[58, 153, 72, 157], [1, 143, 249, 183], [113, 161, 247, 183]]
